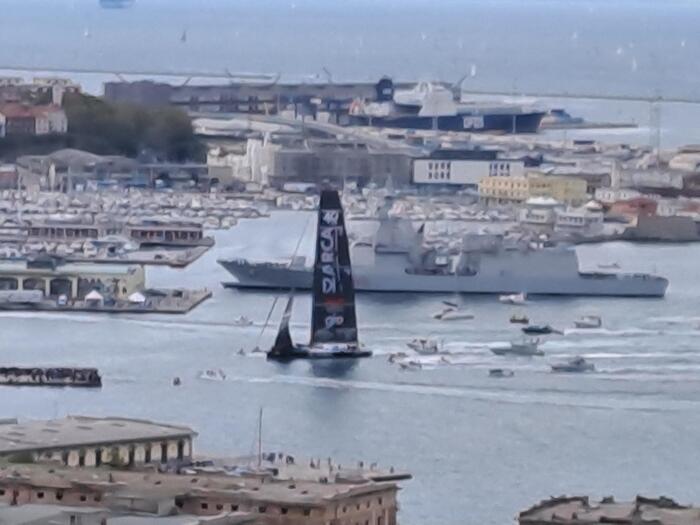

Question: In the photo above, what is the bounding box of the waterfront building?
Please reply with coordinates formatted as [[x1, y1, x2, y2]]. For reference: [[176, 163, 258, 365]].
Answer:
[[480, 175, 588, 206], [594, 187, 642, 204], [16, 149, 138, 191], [0, 104, 67, 136], [0, 463, 399, 525], [104, 78, 385, 122], [554, 205, 604, 234], [269, 142, 412, 188], [412, 151, 525, 188], [0, 260, 145, 300], [609, 197, 658, 218], [0, 505, 256, 525], [0, 416, 196, 468], [519, 495, 696, 525], [518, 197, 559, 228], [0, 78, 79, 106]]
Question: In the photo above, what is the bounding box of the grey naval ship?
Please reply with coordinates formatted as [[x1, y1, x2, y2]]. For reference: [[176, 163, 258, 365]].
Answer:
[[220, 218, 668, 298]]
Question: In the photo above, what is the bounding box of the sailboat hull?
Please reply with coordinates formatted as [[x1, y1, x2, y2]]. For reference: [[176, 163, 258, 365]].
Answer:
[[267, 345, 372, 361]]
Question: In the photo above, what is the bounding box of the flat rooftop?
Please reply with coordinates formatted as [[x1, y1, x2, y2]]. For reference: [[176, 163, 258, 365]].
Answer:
[[0, 464, 398, 507], [519, 496, 700, 525], [0, 261, 140, 276], [0, 416, 196, 454]]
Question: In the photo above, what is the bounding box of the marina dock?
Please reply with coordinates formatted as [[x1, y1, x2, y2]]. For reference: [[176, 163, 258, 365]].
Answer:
[[3, 288, 214, 314]]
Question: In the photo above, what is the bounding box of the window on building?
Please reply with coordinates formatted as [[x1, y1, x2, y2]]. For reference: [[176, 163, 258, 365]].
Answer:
[[94, 494, 101, 502], [216, 504, 223, 511], [56, 491, 63, 501], [80, 495, 87, 502], [0, 490, 5, 496], [258, 506, 267, 513], [201, 503, 209, 510], [37, 491, 44, 499], [303, 509, 311, 516], [231, 505, 239, 511], [281, 508, 288, 515]]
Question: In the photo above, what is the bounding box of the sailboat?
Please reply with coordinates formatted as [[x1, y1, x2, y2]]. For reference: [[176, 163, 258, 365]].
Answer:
[[267, 190, 372, 361]]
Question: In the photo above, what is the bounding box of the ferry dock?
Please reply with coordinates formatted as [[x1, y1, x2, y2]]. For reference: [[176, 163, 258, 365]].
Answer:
[[0, 258, 212, 314]]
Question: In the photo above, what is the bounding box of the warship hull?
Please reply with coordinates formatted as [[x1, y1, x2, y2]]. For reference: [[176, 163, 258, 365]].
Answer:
[[220, 260, 668, 297]]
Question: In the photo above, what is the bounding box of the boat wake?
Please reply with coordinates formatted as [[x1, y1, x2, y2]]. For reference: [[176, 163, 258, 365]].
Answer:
[[224, 374, 700, 412]]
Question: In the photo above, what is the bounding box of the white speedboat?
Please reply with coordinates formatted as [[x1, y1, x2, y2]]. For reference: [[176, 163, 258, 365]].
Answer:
[[199, 369, 227, 381], [491, 338, 543, 356], [432, 301, 474, 321], [232, 315, 253, 327], [499, 292, 527, 305], [551, 356, 595, 373], [574, 315, 602, 329], [406, 338, 441, 355]]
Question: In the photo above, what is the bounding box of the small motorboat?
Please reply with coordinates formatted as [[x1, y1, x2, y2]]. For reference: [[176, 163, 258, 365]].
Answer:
[[406, 338, 442, 355], [551, 356, 595, 373], [232, 315, 253, 327], [491, 338, 543, 356], [199, 369, 226, 381], [522, 324, 560, 335], [574, 315, 602, 329], [432, 301, 474, 321], [489, 368, 515, 378], [510, 313, 529, 324], [499, 292, 527, 305]]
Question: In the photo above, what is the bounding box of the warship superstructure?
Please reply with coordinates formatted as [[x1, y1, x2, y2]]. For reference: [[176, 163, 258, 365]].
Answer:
[[220, 217, 668, 298]]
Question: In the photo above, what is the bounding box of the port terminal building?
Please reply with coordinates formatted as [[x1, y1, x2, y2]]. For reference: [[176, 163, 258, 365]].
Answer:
[[0, 259, 144, 300], [0, 416, 196, 468]]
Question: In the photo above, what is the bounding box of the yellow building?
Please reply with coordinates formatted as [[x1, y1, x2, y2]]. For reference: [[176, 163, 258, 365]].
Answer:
[[479, 174, 588, 205]]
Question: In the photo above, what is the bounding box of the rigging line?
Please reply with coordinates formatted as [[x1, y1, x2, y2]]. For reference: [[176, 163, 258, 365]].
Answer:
[[254, 212, 314, 347]]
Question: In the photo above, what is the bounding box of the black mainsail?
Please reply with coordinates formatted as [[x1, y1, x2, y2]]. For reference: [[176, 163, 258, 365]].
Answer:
[[267, 189, 370, 361], [310, 189, 358, 346]]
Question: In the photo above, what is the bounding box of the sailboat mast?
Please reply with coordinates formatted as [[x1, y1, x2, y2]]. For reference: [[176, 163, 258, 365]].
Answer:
[[257, 407, 263, 468]]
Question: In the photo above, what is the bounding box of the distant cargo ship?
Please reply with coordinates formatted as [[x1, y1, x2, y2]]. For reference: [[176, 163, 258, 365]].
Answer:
[[100, 0, 134, 8], [349, 80, 545, 134]]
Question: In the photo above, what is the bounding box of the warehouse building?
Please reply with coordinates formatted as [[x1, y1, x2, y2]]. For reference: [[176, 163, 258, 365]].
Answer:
[[0, 416, 196, 468], [0, 260, 145, 301]]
